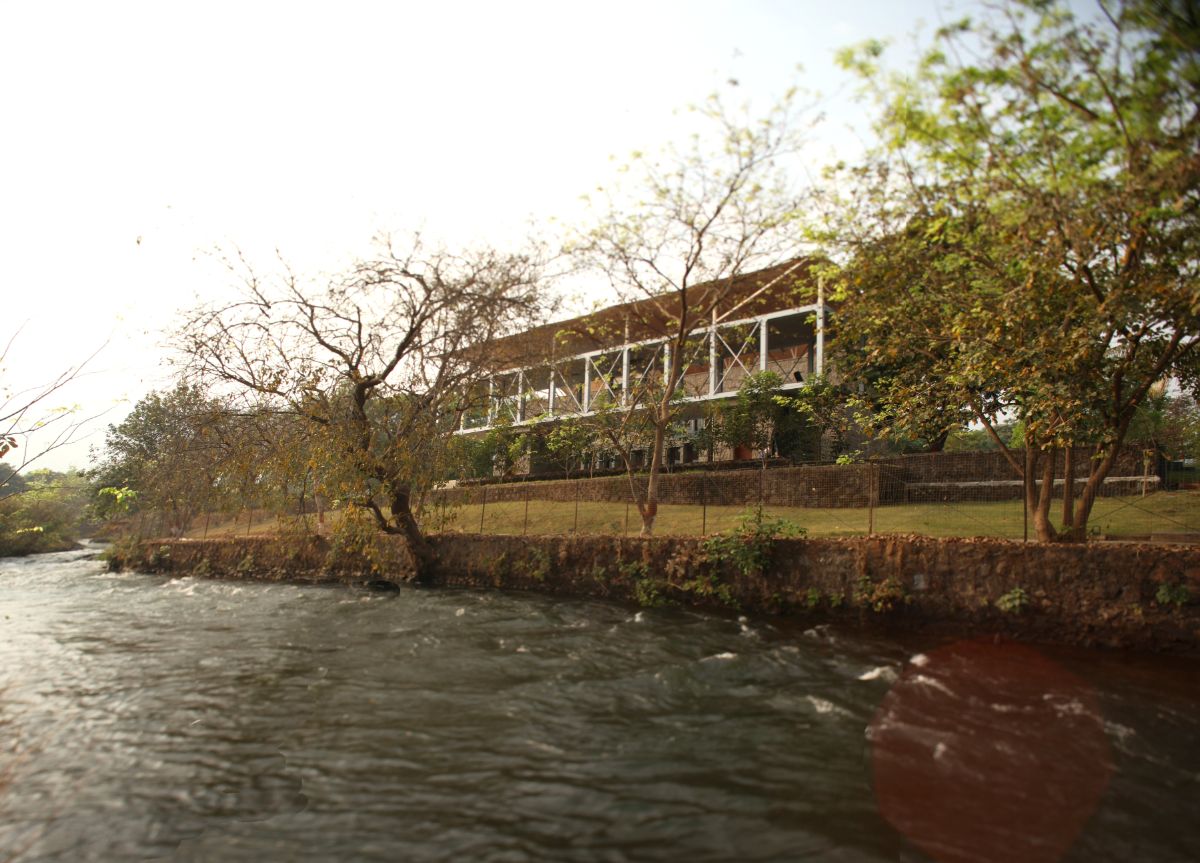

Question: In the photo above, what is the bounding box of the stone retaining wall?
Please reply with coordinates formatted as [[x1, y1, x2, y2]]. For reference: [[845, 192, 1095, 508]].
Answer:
[[112, 533, 1200, 655]]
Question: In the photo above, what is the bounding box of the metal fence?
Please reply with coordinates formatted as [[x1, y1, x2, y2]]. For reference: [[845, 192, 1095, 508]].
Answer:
[[423, 460, 1200, 542]]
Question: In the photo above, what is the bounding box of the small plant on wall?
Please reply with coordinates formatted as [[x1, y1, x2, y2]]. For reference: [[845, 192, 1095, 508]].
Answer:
[[996, 587, 1029, 614], [702, 508, 804, 580]]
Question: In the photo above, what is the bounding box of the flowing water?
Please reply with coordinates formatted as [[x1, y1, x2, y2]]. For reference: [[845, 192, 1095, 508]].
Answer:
[[1, 545, 1197, 862]]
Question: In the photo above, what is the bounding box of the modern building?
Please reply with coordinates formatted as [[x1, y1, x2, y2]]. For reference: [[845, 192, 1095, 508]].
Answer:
[[460, 258, 830, 469]]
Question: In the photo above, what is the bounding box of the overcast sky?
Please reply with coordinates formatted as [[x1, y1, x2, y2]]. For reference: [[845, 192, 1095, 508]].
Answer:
[[2, 0, 981, 472]]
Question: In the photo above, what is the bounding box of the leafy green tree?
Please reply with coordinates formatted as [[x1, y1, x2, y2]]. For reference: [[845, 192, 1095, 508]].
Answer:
[[90, 383, 233, 535], [453, 420, 531, 481], [0, 469, 90, 556], [714, 371, 783, 469], [541, 417, 596, 479], [775, 375, 860, 462], [828, 0, 1200, 540]]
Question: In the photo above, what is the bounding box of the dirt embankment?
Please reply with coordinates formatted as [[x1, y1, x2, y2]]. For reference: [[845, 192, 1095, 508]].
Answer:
[[106, 533, 1200, 655]]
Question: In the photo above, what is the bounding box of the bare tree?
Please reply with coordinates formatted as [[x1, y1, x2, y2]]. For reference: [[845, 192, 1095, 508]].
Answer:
[[572, 89, 816, 534], [176, 236, 549, 578], [1, 328, 105, 500]]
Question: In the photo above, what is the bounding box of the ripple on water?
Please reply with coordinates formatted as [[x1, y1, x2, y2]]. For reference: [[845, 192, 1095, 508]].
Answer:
[[1, 553, 1198, 862]]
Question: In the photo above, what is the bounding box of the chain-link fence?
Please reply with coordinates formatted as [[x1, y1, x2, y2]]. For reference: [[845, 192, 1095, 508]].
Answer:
[[425, 450, 1200, 542]]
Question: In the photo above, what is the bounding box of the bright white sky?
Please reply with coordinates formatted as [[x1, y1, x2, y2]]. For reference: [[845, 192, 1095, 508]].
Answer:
[[2, 0, 983, 473]]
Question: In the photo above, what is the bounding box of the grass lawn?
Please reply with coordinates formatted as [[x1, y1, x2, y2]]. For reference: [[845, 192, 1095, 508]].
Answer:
[[430, 490, 1200, 540], [174, 490, 1199, 541]]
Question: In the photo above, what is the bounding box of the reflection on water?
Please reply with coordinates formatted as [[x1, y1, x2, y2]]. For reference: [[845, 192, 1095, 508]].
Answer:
[[0, 545, 1198, 862]]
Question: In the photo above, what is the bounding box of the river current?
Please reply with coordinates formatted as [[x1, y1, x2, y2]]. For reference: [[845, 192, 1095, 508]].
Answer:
[[1, 545, 1197, 862]]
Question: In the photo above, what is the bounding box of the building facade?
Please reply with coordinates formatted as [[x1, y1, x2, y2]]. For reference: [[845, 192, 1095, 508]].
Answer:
[[460, 259, 829, 471]]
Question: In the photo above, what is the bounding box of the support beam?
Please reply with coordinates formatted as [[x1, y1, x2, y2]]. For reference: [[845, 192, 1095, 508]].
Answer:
[[709, 310, 718, 396], [583, 360, 591, 414], [759, 318, 768, 372], [516, 370, 526, 422], [548, 367, 555, 416], [815, 277, 826, 375], [486, 378, 495, 427], [621, 345, 630, 406]]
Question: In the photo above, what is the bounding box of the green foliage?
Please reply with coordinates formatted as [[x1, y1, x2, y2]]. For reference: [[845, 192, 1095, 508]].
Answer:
[[324, 506, 406, 576], [776, 375, 861, 461], [1155, 582, 1191, 608], [854, 574, 907, 613], [454, 420, 530, 481], [102, 535, 144, 571], [570, 86, 815, 535], [633, 576, 667, 608], [147, 544, 173, 569], [89, 382, 249, 534], [0, 469, 90, 556], [542, 418, 596, 478], [714, 371, 784, 464], [618, 559, 649, 580], [996, 587, 1030, 614], [526, 546, 551, 582], [676, 572, 738, 608], [827, 1, 1200, 540], [701, 508, 804, 578]]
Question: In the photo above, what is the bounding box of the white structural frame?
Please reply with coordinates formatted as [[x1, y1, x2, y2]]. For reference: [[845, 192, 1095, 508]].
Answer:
[[460, 301, 824, 433]]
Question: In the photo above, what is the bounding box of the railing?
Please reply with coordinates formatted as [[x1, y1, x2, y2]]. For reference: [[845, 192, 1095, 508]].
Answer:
[[460, 304, 824, 432]]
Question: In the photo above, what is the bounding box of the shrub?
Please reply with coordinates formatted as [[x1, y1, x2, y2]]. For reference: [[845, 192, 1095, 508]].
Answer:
[[996, 587, 1029, 614], [701, 508, 804, 579]]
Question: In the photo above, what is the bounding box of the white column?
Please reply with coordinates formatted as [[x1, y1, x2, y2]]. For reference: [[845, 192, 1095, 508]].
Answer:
[[709, 311, 718, 396], [621, 346, 630, 406], [759, 318, 768, 372], [516, 370, 525, 422], [548, 367, 555, 416], [486, 378, 495, 427], [583, 359, 591, 413], [815, 278, 826, 376]]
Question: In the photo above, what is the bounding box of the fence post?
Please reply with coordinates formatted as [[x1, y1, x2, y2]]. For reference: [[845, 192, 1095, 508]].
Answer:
[[574, 479, 580, 533], [868, 467, 876, 536], [523, 484, 530, 536], [701, 471, 707, 535], [479, 486, 486, 534], [625, 501, 630, 535]]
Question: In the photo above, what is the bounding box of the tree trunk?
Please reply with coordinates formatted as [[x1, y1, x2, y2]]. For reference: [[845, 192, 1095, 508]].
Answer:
[[1033, 446, 1058, 542], [1065, 443, 1121, 541], [388, 485, 434, 582], [1061, 446, 1076, 531], [1023, 446, 1039, 540], [1023, 446, 1059, 543], [640, 419, 667, 536]]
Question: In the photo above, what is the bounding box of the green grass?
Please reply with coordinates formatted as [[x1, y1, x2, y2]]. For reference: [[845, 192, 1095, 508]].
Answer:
[[428, 490, 1200, 539], [166, 490, 1199, 541]]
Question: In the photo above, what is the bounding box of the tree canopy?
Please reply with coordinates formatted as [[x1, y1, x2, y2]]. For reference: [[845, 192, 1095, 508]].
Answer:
[[827, 0, 1200, 539], [176, 237, 549, 577]]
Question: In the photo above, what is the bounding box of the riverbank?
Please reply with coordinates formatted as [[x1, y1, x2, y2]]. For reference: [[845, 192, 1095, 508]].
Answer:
[[106, 533, 1200, 655]]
